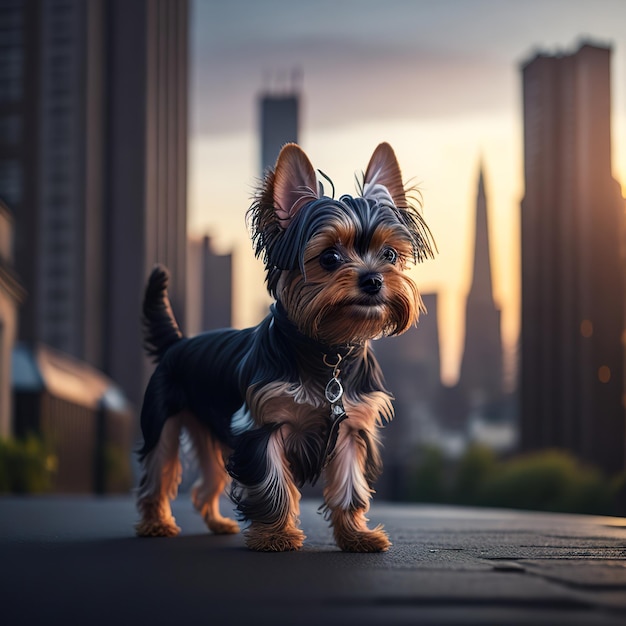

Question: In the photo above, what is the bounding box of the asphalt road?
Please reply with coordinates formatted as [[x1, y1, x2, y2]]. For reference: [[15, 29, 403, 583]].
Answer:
[[1, 495, 625, 625]]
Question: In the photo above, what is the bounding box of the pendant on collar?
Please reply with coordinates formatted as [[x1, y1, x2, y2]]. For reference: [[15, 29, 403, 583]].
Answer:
[[318, 350, 353, 474], [325, 376, 343, 404], [322, 349, 351, 411]]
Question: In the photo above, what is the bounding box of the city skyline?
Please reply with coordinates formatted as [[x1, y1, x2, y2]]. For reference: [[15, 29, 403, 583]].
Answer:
[[188, 0, 626, 385], [0, 1, 623, 489]]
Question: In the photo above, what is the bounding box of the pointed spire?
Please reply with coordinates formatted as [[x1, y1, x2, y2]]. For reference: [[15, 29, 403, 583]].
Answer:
[[468, 158, 494, 304], [477, 157, 485, 196]]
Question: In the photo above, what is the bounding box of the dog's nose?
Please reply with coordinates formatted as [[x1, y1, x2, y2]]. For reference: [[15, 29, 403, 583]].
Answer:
[[359, 272, 383, 295]]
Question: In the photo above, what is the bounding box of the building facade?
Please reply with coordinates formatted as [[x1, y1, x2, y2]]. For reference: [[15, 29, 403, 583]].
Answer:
[[186, 235, 232, 336], [0, 201, 24, 436], [520, 42, 625, 474], [106, 0, 188, 407], [0, 0, 189, 408]]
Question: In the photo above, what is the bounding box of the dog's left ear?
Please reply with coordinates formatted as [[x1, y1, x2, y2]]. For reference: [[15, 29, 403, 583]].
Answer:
[[363, 142, 407, 208], [273, 143, 319, 228]]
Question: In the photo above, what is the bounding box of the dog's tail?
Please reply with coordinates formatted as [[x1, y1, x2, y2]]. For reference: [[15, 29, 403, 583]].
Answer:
[[142, 264, 184, 362]]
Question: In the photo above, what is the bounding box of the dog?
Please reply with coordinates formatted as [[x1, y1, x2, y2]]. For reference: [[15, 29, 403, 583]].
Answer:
[[135, 142, 435, 551]]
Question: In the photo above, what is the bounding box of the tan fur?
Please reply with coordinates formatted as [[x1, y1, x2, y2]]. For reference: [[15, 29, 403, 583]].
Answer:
[[183, 414, 240, 535], [245, 522, 305, 552], [241, 430, 304, 550], [137, 142, 432, 551], [322, 393, 392, 552], [276, 212, 422, 345], [136, 416, 183, 537], [329, 508, 391, 553], [136, 413, 240, 537]]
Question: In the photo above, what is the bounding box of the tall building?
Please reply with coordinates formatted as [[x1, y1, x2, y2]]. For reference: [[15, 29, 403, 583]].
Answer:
[[0, 200, 24, 436], [106, 0, 188, 407], [520, 42, 625, 474], [0, 0, 189, 408], [259, 87, 299, 174], [0, 0, 45, 350], [186, 235, 232, 335], [374, 293, 443, 497], [458, 162, 504, 413]]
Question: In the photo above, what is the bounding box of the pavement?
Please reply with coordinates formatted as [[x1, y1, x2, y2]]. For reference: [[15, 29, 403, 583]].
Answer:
[[1, 496, 625, 626]]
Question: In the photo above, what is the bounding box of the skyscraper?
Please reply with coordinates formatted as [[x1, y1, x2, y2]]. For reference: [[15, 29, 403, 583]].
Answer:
[[186, 235, 232, 335], [0, 0, 189, 408], [520, 42, 625, 474], [459, 163, 504, 414], [259, 87, 299, 174], [106, 0, 188, 407], [0, 200, 24, 437]]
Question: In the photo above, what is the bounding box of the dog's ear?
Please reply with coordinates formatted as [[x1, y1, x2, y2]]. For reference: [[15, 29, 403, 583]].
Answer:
[[273, 143, 319, 228], [363, 142, 407, 208]]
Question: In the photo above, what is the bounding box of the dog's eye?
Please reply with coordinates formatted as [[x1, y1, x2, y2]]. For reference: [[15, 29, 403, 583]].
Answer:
[[382, 247, 398, 264], [319, 248, 344, 271]]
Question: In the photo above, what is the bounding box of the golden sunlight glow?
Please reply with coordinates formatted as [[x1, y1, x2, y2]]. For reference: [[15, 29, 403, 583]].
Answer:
[[189, 108, 622, 387]]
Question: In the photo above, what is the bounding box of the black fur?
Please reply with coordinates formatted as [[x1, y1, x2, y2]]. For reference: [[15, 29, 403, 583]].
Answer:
[[142, 266, 183, 362], [137, 143, 435, 550], [228, 423, 287, 524], [249, 193, 435, 297], [138, 282, 390, 469]]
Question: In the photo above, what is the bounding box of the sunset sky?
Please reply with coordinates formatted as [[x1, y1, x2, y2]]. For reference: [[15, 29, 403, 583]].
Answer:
[[188, 0, 626, 385]]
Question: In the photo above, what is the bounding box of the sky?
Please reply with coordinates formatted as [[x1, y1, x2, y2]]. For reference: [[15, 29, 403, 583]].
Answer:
[[188, 0, 626, 385]]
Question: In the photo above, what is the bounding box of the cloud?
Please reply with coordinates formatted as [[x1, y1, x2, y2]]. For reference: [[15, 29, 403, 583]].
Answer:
[[191, 36, 512, 135], [189, 0, 626, 135]]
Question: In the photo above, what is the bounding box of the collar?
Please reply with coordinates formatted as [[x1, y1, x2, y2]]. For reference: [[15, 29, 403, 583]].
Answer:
[[270, 301, 362, 365]]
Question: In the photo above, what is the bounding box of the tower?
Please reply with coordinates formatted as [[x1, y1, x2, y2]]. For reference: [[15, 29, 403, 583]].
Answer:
[[459, 162, 504, 413], [520, 42, 625, 474], [259, 77, 300, 174]]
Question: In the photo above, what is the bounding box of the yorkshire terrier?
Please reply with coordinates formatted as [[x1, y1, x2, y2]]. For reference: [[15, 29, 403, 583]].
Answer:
[[135, 142, 434, 551]]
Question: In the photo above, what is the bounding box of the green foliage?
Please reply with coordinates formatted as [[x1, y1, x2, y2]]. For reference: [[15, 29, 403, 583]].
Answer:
[[409, 444, 624, 516], [477, 449, 615, 514], [407, 445, 447, 503], [451, 444, 498, 505], [103, 444, 132, 493], [0, 435, 57, 494]]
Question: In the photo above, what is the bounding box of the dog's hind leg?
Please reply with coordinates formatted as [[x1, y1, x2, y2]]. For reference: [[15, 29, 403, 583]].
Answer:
[[136, 416, 183, 537], [184, 415, 240, 535]]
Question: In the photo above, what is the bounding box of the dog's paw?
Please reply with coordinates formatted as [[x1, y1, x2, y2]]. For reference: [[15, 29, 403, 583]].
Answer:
[[245, 524, 305, 552], [335, 526, 391, 553], [207, 516, 240, 535], [135, 519, 181, 537]]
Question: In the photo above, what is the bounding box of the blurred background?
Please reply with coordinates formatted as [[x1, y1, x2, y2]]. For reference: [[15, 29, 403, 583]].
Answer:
[[0, 0, 625, 515]]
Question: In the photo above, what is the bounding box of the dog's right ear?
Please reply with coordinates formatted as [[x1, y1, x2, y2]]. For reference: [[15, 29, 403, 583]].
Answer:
[[273, 144, 319, 228]]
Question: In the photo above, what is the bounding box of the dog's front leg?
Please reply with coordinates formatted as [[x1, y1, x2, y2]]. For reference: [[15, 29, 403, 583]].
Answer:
[[230, 424, 304, 551], [323, 426, 391, 552]]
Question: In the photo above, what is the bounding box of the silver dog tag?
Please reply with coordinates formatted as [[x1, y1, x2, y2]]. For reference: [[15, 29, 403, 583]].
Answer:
[[325, 377, 344, 404]]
